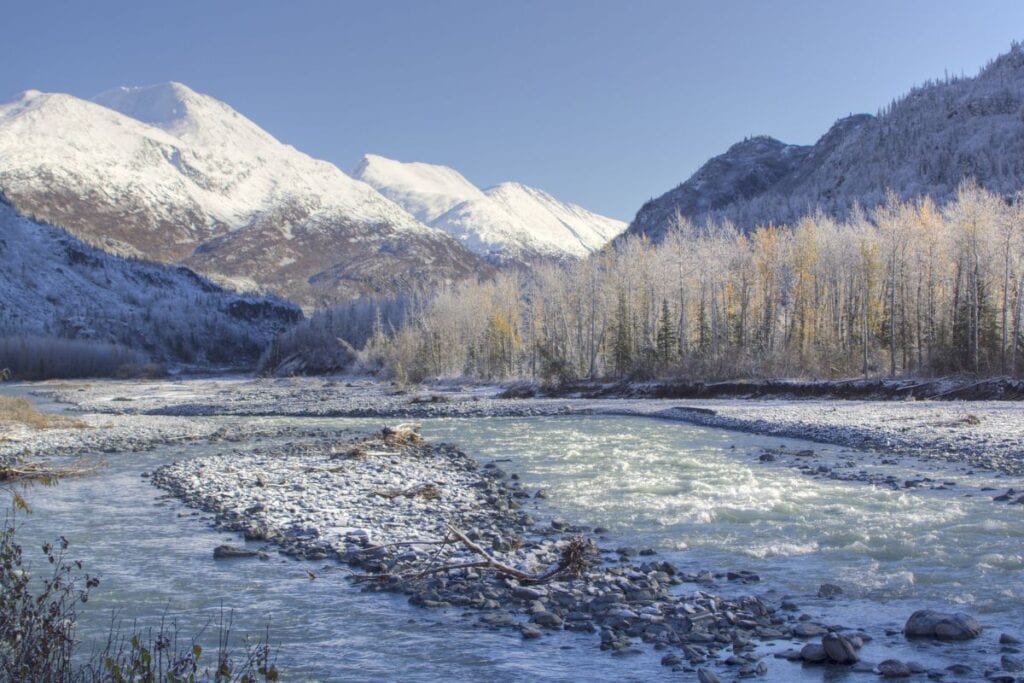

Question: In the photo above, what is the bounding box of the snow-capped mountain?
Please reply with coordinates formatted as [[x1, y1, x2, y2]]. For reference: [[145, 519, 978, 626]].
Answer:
[[354, 154, 626, 262], [353, 153, 487, 224], [627, 42, 1024, 240], [0, 83, 488, 307], [0, 197, 299, 365]]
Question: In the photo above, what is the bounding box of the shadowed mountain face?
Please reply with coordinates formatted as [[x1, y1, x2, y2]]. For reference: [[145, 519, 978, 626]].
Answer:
[[0, 83, 490, 309], [0, 197, 300, 365], [627, 43, 1024, 240]]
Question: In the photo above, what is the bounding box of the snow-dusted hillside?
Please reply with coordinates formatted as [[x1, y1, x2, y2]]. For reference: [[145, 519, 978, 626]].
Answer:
[[628, 42, 1024, 240], [0, 198, 300, 365], [0, 83, 487, 307], [354, 155, 626, 262], [353, 153, 487, 224]]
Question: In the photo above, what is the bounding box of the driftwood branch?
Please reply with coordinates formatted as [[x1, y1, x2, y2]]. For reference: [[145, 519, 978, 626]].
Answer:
[[0, 459, 104, 483], [353, 525, 593, 585]]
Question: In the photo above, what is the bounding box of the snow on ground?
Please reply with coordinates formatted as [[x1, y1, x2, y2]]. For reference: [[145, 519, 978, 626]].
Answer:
[[16, 377, 1024, 477]]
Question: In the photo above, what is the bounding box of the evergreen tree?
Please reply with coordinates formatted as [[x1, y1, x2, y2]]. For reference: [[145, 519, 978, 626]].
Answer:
[[656, 299, 676, 364]]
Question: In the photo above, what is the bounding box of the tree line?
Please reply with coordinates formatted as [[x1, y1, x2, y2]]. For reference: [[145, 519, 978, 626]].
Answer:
[[279, 182, 1024, 384]]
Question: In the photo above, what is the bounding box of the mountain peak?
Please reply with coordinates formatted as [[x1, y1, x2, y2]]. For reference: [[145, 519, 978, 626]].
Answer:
[[627, 42, 1024, 239], [92, 82, 200, 127], [354, 154, 485, 224], [356, 156, 625, 261]]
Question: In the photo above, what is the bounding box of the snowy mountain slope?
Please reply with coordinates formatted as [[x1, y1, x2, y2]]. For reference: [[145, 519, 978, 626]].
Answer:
[[0, 197, 300, 365], [0, 83, 487, 307], [354, 154, 626, 262], [627, 42, 1024, 240], [353, 153, 486, 223]]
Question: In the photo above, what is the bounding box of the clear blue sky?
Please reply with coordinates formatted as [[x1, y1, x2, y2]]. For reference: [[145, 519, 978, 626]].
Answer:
[[3, 1, 1023, 220]]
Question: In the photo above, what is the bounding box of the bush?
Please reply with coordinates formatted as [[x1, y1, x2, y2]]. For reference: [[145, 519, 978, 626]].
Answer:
[[0, 512, 277, 682], [0, 521, 96, 680]]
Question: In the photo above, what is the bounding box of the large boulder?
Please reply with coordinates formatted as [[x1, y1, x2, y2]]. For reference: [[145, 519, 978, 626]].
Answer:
[[904, 610, 983, 640], [822, 632, 859, 663]]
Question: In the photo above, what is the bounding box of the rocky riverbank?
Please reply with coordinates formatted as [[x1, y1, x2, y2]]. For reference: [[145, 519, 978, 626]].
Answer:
[[149, 423, 1021, 680], [536, 377, 1024, 402], [5, 378, 1023, 679], [32, 377, 1024, 478], [151, 425, 849, 678]]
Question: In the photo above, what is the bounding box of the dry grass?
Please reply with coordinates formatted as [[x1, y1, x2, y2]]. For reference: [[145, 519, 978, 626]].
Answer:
[[0, 396, 86, 430]]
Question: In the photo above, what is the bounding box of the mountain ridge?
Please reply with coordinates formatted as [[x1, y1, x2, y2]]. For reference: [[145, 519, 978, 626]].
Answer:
[[627, 42, 1024, 240], [0, 195, 299, 366], [0, 83, 488, 308], [354, 154, 626, 263]]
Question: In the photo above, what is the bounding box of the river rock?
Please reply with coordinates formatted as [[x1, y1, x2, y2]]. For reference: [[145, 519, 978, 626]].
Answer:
[[660, 653, 682, 666], [1003, 654, 1024, 672], [817, 583, 843, 598], [1000, 633, 1022, 645], [800, 643, 827, 663], [904, 610, 983, 640], [822, 632, 858, 664], [877, 658, 911, 678], [793, 622, 827, 638], [212, 544, 258, 559], [696, 668, 721, 683], [520, 624, 542, 639], [530, 611, 563, 628]]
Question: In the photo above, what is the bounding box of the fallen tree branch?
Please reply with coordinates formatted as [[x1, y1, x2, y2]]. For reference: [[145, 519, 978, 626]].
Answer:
[[0, 459, 104, 483], [353, 525, 595, 585]]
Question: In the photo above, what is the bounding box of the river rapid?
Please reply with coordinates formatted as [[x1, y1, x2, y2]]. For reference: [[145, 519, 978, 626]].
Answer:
[[5, 408, 1022, 681]]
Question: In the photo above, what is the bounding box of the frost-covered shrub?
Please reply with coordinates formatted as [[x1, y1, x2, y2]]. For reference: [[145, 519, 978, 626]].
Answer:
[[0, 337, 149, 380]]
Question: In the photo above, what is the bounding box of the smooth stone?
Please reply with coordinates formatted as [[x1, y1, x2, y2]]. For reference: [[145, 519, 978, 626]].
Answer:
[[513, 586, 546, 601], [793, 622, 827, 638], [904, 610, 983, 641], [822, 632, 858, 664], [775, 649, 803, 661], [530, 611, 563, 628], [212, 544, 258, 559], [1003, 654, 1024, 672], [800, 643, 827, 663], [696, 668, 721, 683], [878, 659, 912, 678], [520, 624, 543, 639]]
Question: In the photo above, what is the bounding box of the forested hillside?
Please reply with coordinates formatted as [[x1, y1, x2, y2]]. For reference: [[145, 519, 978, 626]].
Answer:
[[628, 42, 1024, 239], [266, 183, 1024, 383], [0, 198, 300, 373]]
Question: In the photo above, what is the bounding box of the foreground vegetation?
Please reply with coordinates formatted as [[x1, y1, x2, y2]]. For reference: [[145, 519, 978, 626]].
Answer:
[[0, 495, 278, 681], [264, 182, 1024, 383], [0, 395, 85, 431]]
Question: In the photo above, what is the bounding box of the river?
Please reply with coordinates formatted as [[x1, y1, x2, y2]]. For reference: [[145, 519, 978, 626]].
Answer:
[[5, 410, 1020, 680]]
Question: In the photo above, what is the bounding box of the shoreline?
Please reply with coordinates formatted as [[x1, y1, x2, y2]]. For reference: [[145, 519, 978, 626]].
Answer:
[[3, 377, 1022, 679], [150, 424, 858, 678], [16, 376, 1023, 478], [524, 376, 1024, 402]]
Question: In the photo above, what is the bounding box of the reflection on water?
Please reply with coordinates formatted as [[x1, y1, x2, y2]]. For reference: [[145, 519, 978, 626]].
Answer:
[[7, 414, 1020, 681]]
